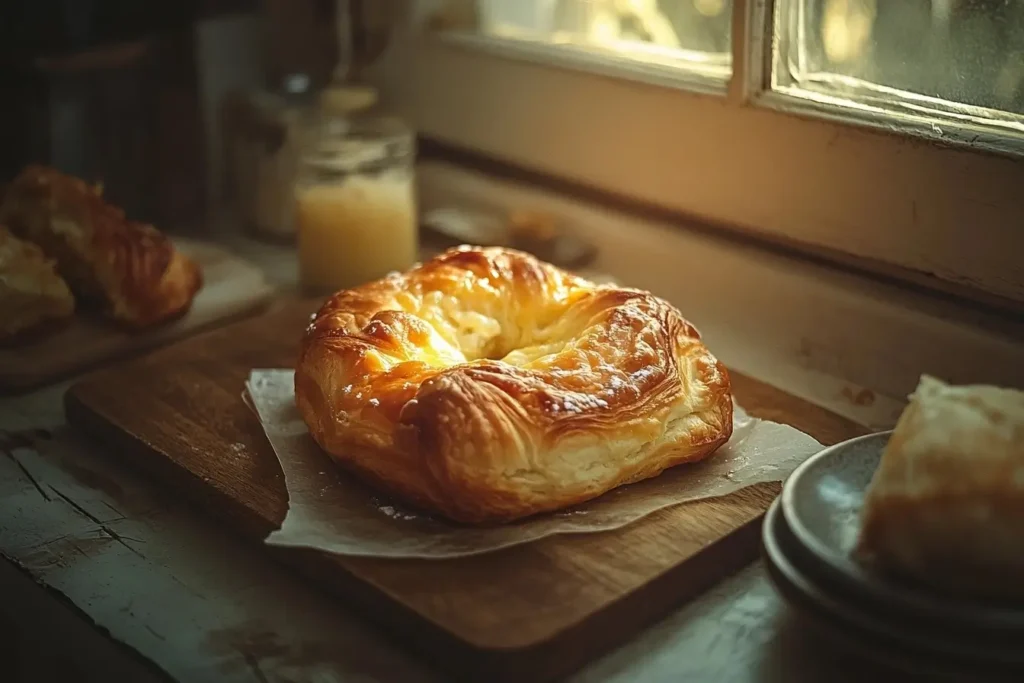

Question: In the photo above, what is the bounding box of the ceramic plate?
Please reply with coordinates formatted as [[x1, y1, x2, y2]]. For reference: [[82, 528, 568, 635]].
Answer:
[[762, 500, 1024, 677], [780, 431, 1024, 636]]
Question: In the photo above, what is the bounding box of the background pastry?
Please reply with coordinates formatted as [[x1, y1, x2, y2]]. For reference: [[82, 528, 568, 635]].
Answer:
[[0, 165, 203, 329], [0, 225, 74, 343], [296, 245, 733, 524], [856, 375, 1024, 601]]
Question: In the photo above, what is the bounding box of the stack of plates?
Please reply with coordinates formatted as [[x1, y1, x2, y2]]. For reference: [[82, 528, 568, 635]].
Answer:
[[763, 432, 1024, 681]]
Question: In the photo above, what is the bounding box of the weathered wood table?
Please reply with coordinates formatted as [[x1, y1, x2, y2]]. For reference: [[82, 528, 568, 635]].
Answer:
[[0, 235, 938, 683]]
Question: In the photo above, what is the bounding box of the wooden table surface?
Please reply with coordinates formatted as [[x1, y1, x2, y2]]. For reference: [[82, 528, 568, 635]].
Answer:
[[0, 233, 940, 683]]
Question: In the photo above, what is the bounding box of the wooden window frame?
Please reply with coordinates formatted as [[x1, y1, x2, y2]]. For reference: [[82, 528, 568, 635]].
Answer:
[[373, 0, 1024, 309]]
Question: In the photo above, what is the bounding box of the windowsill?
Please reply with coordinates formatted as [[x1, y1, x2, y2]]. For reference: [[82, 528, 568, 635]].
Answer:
[[372, 30, 1024, 308], [411, 159, 1024, 429]]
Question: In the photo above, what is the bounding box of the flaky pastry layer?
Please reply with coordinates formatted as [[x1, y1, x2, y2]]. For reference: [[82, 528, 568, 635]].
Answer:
[[295, 246, 733, 524], [0, 165, 202, 328], [0, 225, 75, 342]]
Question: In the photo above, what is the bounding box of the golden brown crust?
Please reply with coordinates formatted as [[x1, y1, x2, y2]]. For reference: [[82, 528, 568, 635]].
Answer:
[[295, 245, 733, 524], [0, 165, 202, 328]]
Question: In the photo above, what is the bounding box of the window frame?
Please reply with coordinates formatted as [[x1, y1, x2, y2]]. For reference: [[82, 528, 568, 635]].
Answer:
[[764, 0, 1024, 157], [373, 0, 1024, 309]]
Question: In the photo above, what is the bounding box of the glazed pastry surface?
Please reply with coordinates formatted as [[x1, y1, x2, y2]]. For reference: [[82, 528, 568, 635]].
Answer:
[[296, 246, 733, 524]]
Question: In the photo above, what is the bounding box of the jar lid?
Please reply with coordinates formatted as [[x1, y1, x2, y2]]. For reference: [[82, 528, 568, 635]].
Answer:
[[298, 83, 413, 173], [304, 86, 410, 144], [319, 84, 379, 115]]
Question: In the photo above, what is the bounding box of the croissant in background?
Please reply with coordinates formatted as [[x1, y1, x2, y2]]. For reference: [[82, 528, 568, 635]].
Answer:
[[0, 165, 202, 328], [0, 225, 75, 343]]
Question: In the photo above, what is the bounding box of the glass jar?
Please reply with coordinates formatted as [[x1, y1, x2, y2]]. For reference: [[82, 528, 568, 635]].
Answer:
[[293, 94, 417, 295], [230, 74, 313, 243]]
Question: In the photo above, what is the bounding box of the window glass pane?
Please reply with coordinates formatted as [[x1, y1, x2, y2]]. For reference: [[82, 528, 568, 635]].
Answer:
[[774, 0, 1024, 128], [477, 0, 733, 78]]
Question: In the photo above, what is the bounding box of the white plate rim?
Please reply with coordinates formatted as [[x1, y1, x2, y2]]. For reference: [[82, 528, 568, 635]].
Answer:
[[762, 499, 1024, 671], [779, 431, 1024, 629]]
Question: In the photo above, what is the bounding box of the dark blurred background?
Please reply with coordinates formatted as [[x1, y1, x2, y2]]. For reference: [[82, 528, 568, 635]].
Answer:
[[0, 0, 267, 227]]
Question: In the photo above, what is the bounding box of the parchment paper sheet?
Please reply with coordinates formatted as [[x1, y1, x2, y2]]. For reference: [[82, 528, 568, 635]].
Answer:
[[246, 369, 823, 559]]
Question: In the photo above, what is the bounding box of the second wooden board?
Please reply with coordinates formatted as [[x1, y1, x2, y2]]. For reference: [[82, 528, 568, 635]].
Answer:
[[0, 238, 275, 392], [65, 300, 866, 682]]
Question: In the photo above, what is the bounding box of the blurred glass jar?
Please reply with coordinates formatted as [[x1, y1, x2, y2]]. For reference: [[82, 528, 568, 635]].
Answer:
[[225, 74, 313, 243], [293, 86, 418, 295]]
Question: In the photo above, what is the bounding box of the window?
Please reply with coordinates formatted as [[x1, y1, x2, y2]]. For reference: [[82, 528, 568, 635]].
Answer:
[[774, 0, 1024, 139], [477, 0, 733, 80], [378, 0, 1024, 308]]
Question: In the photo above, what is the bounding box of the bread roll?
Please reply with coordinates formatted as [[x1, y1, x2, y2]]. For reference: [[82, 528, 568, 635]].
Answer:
[[857, 375, 1024, 600]]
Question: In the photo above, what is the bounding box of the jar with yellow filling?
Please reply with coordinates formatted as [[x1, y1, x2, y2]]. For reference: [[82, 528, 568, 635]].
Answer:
[[294, 87, 417, 295]]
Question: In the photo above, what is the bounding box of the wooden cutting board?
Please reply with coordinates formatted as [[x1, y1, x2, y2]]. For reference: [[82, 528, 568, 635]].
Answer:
[[0, 238, 275, 392], [64, 300, 866, 682]]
